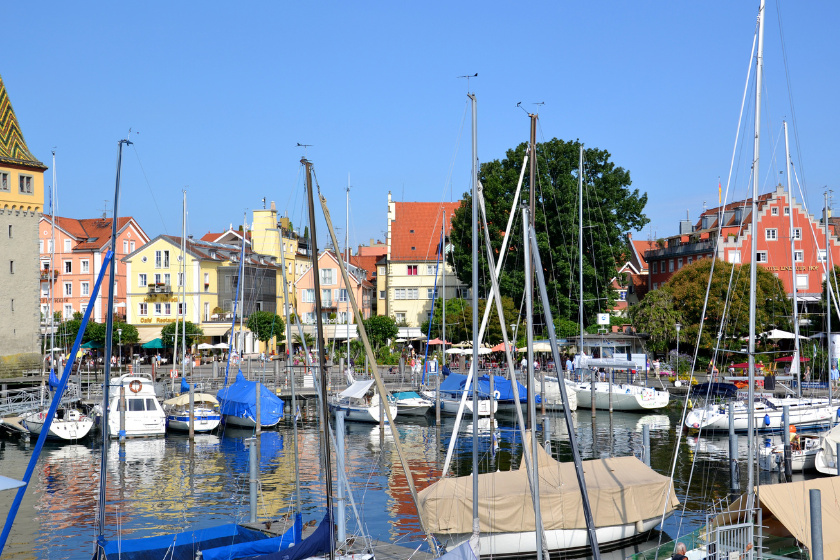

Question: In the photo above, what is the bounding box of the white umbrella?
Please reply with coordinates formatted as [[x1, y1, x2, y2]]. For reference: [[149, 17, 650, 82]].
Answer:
[[532, 342, 552, 352], [213, 343, 230, 349], [760, 329, 809, 341], [445, 348, 464, 355], [197, 343, 215, 350], [477, 348, 492, 355]]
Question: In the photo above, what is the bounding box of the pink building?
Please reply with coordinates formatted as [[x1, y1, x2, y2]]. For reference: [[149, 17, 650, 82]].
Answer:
[[39, 216, 149, 322], [295, 251, 373, 331]]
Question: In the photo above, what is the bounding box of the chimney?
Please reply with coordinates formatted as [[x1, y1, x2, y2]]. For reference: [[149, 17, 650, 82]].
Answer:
[[270, 201, 276, 212], [370, 238, 374, 246]]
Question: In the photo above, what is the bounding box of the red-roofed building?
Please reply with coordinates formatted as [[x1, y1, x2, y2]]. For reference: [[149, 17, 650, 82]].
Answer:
[[384, 193, 466, 329], [39, 215, 149, 322]]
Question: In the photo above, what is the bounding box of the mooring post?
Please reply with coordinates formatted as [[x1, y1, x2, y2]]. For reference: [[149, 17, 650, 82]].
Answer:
[[188, 380, 195, 441], [810, 489, 824, 560], [783, 405, 791, 480], [591, 369, 596, 418], [643, 424, 651, 467], [255, 382, 261, 435], [248, 437, 258, 523], [435, 372, 441, 424], [489, 372, 495, 428], [119, 384, 126, 443]]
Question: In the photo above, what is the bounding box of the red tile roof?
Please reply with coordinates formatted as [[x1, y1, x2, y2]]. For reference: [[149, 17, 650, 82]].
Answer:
[[45, 216, 141, 251], [390, 201, 462, 262], [349, 255, 378, 282]]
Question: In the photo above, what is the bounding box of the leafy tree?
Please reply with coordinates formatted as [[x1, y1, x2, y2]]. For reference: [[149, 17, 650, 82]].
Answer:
[[450, 138, 648, 334], [628, 290, 682, 353], [87, 322, 140, 346], [816, 265, 840, 329], [421, 296, 520, 345], [160, 320, 205, 348], [554, 317, 581, 339], [72, 311, 83, 320], [247, 311, 285, 343], [362, 315, 399, 350], [292, 331, 315, 349]]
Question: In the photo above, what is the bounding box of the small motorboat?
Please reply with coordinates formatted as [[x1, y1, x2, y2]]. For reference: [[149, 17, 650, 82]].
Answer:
[[22, 407, 94, 441], [163, 393, 221, 433], [329, 379, 397, 423], [105, 374, 166, 438], [392, 391, 433, 416], [759, 431, 821, 472]]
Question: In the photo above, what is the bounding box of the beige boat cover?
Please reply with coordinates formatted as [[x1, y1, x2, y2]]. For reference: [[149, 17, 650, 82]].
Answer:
[[163, 393, 219, 407], [418, 434, 679, 534]]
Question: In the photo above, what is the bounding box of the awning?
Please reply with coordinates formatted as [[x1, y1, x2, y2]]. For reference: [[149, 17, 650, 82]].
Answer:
[[583, 358, 638, 369], [138, 327, 162, 344], [202, 324, 234, 337], [338, 379, 374, 400], [397, 327, 423, 339], [163, 393, 219, 407]]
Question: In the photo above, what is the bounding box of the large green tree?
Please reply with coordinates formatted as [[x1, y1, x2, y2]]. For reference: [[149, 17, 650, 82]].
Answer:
[[421, 296, 521, 345], [628, 290, 683, 353], [450, 138, 648, 334], [362, 315, 399, 350], [87, 322, 140, 346], [160, 320, 205, 348], [247, 311, 285, 343]]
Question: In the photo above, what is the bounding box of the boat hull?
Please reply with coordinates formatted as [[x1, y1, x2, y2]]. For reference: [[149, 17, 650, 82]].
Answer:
[[329, 401, 398, 423], [166, 411, 221, 433], [575, 383, 669, 411], [422, 392, 497, 416], [222, 414, 280, 428], [21, 411, 94, 441], [396, 403, 432, 416], [685, 401, 837, 432]]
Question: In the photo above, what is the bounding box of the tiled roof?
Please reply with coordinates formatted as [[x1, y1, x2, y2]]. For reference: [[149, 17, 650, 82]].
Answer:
[[390, 201, 461, 262], [44, 216, 141, 251], [349, 255, 378, 282], [0, 73, 46, 170], [149, 235, 280, 268]]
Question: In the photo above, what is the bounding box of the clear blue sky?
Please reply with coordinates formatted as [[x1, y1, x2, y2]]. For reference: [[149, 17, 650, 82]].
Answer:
[[3, 1, 838, 249]]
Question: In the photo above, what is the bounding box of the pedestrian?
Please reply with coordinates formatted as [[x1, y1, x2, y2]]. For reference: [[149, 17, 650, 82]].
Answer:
[[520, 356, 527, 372], [671, 542, 688, 560], [653, 359, 660, 376], [831, 362, 840, 389]]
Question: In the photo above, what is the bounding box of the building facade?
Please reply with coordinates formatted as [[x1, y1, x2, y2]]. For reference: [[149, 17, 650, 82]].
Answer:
[[385, 193, 465, 328], [0, 72, 47, 373]]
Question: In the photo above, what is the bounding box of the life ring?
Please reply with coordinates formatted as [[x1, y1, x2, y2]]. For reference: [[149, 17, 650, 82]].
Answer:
[[493, 390, 501, 400], [129, 380, 142, 393]]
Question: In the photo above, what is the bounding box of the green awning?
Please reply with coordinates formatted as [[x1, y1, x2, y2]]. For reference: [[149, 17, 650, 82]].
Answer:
[[142, 338, 168, 349], [81, 341, 104, 349]]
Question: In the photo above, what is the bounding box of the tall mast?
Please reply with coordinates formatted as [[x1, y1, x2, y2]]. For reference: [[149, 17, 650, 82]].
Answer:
[[578, 146, 585, 376], [442, 209, 446, 353], [468, 91, 480, 542], [527, 113, 537, 430], [303, 158, 334, 560], [346, 175, 350, 372], [50, 151, 56, 363], [747, 0, 765, 503], [826, 191, 832, 414], [97, 136, 131, 552], [239, 213, 247, 355], [181, 191, 187, 380], [784, 122, 801, 398]]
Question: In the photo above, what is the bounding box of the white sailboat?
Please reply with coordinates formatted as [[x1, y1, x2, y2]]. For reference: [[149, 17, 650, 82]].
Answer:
[[686, 395, 835, 432], [759, 432, 821, 472], [814, 424, 840, 475], [329, 379, 398, 423]]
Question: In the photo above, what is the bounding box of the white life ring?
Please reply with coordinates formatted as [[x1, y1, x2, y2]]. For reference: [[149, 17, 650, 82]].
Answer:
[[493, 390, 501, 400]]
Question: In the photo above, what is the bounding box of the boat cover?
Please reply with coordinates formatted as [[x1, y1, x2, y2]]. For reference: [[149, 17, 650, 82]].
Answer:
[[440, 372, 469, 393], [164, 393, 219, 407], [339, 379, 375, 400], [248, 511, 333, 560], [418, 433, 678, 534], [394, 391, 424, 401], [99, 523, 267, 560], [818, 423, 840, 471], [201, 514, 301, 560], [690, 382, 738, 398], [477, 375, 529, 403], [217, 372, 284, 424]]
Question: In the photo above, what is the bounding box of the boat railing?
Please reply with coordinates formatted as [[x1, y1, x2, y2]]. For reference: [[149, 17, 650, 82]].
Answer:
[[0, 383, 82, 418]]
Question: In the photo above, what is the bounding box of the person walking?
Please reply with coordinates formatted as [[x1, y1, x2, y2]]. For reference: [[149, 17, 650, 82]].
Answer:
[[831, 362, 840, 389]]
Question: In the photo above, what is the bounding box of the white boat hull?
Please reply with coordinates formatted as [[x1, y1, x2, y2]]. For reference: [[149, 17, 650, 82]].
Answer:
[[575, 383, 669, 411], [22, 410, 94, 441], [396, 402, 432, 416], [329, 401, 398, 423], [686, 399, 837, 432], [759, 435, 821, 472], [422, 392, 497, 416], [166, 410, 221, 432]]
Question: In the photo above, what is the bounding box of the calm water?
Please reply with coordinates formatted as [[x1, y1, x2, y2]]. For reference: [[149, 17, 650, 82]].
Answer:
[[0, 405, 801, 559]]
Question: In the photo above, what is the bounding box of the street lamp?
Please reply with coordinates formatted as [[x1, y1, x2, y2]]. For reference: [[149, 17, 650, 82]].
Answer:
[[117, 328, 123, 373], [675, 323, 682, 377]]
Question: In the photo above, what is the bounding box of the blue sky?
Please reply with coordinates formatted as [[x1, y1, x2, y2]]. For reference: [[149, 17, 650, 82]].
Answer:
[[3, 1, 838, 249]]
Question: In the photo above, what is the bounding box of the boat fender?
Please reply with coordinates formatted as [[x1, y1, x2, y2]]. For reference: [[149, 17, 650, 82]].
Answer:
[[493, 390, 501, 400], [129, 380, 142, 393], [687, 399, 693, 409], [635, 519, 645, 533], [764, 414, 771, 426]]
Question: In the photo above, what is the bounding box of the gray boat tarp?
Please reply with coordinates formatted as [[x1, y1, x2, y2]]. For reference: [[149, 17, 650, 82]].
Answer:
[[418, 433, 678, 534]]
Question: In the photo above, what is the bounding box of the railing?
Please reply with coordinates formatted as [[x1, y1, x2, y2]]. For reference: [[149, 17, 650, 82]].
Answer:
[[147, 283, 172, 294], [644, 240, 716, 260], [40, 269, 59, 280], [0, 383, 82, 418]]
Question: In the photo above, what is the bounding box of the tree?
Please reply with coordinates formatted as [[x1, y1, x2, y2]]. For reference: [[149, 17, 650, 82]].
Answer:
[[292, 332, 315, 349], [362, 315, 399, 350], [160, 321, 205, 348], [87, 322, 140, 346], [247, 311, 285, 343], [450, 138, 649, 333], [421, 296, 520, 345], [628, 290, 682, 353]]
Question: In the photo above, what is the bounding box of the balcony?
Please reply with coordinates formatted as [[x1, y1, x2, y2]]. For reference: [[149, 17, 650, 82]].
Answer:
[[147, 283, 172, 295], [40, 269, 59, 280], [321, 298, 336, 309], [644, 240, 716, 260]]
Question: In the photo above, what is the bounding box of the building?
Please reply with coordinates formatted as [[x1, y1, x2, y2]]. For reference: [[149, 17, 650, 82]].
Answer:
[[39, 216, 149, 322], [350, 238, 387, 316], [385, 193, 465, 330], [645, 184, 840, 309], [0, 72, 47, 373], [294, 251, 373, 342], [123, 235, 283, 354]]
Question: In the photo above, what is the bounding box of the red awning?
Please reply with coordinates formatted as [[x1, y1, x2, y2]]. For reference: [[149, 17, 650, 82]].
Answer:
[[490, 342, 514, 352], [730, 362, 767, 369], [775, 356, 811, 363], [427, 338, 451, 346]]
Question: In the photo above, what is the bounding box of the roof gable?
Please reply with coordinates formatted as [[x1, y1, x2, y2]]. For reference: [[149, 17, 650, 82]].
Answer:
[[0, 73, 46, 169], [390, 201, 461, 262]]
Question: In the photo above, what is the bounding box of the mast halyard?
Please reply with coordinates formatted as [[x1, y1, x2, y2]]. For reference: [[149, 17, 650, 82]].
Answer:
[[527, 112, 537, 430], [826, 191, 832, 417], [468, 91, 480, 543], [181, 191, 187, 388], [783, 121, 802, 398], [578, 146, 585, 386]]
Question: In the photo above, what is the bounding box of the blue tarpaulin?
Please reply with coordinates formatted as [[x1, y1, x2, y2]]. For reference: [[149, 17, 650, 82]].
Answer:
[[477, 375, 532, 403], [48, 368, 59, 391], [100, 523, 268, 560], [217, 372, 284, 425], [248, 511, 332, 560], [439, 372, 468, 394], [202, 514, 301, 560], [180, 376, 190, 393]]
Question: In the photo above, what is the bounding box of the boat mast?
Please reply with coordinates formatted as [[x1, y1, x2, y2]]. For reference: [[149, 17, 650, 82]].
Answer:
[[468, 91, 480, 543], [527, 112, 537, 430], [346, 176, 350, 374], [50, 151, 56, 369], [303, 157, 335, 560], [239, 213, 247, 356], [783, 122, 801, 398], [747, 0, 765, 504], [97, 135, 131, 554], [181, 191, 187, 383], [578, 146, 585, 376], [826, 191, 832, 415], [442, 208, 446, 355]]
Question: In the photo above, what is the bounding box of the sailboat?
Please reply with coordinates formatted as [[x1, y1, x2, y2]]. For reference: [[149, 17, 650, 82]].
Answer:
[[329, 378, 398, 423]]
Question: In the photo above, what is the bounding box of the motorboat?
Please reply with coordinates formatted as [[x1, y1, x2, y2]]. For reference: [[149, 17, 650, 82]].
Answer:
[[422, 391, 497, 416], [575, 381, 669, 411], [419, 432, 678, 557], [759, 432, 821, 472], [21, 407, 94, 441], [329, 379, 397, 423], [537, 375, 578, 411], [163, 393, 221, 433], [217, 371, 284, 428], [685, 396, 838, 432], [814, 424, 840, 475], [392, 391, 433, 416], [105, 374, 166, 438]]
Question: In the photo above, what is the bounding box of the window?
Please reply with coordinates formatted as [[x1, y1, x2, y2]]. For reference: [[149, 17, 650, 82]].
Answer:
[[652, 262, 658, 274], [154, 273, 161, 284], [395, 312, 406, 323], [669, 260, 674, 273], [619, 290, 627, 300], [64, 260, 71, 273], [395, 288, 405, 300], [80, 304, 87, 315], [204, 302, 210, 321], [652, 282, 658, 290], [756, 251, 768, 263], [47, 239, 53, 253], [63, 304, 72, 318], [128, 399, 145, 412], [0, 172, 8, 191], [154, 303, 162, 315], [178, 272, 184, 287], [303, 289, 315, 303], [155, 250, 161, 268], [784, 207, 790, 216], [41, 283, 49, 297], [64, 282, 72, 296], [794, 251, 804, 263], [687, 256, 693, 265], [728, 251, 741, 263], [407, 265, 418, 276], [139, 303, 148, 316], [792, 228, 802, 240], [39, 240, 44, 253], [322, 289, 332, 305], [426, 264, 437, 275], [178, 302, 186, 315], [18, 174, 33, 194], [64, 239, 71, 253], [81, 260, 89, 273], [123, 240, 128, 253], [320, 268, 335, 285], [164, 303, 172, 315], [163, 251, 170, 267], [796, 275, 808, 290], [379, 290, 386, 299], [336, 289, 348, 303], [204, 272, 210, 288], [81, 282, 89, 296], [771, 207, 778, 216], [7, 224, 11, 238], [765, 228, 778, 241], [138, 273, 147, 287], [164, 273, 171, 285], [818, 250, 827, 263], [677, 258, 683, 270], [130, 241, 135, 252], [379, 266, 386, 275], [304, 312, 316, 324], [427, 288, 435, 299], [457, 287, 470, 299]]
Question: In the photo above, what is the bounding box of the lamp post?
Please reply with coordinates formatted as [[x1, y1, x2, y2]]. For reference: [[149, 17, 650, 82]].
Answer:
[[675, 323, 682, 378], [117, 328, 123, 374]]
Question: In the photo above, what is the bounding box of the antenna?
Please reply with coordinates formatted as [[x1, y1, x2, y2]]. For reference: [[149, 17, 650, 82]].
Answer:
[[457, 73, 478, 93], [296, 143, 313, 158], [262, 197, 266, 209]]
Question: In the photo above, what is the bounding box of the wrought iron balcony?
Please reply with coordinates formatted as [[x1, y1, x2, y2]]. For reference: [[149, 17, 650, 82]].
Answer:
[[644, 240, 716, 260], [147, 283, 172, 294]]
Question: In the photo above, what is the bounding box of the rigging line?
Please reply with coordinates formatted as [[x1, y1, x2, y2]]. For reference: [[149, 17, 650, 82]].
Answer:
[[441, 99, 469, 204], [131, 144, 168, 234], [284, 164, 304, 216]]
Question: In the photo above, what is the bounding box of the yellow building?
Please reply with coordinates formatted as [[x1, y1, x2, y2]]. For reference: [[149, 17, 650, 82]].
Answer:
[[250, 201, 299, 312], [0, 72, 47, 373]]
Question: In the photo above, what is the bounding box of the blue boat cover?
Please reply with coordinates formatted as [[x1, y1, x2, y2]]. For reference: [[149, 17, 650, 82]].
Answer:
[[180, 376, 190, 393], [100, 523, 268, 560], [439, 372, 468, 393], [477, 375, 533, 403], [202, 514, 301, 560], [217, 372, 284, 424], [48, 368, 59, 391], [248, 511, 333, 560], [393, 391, 423, 400]]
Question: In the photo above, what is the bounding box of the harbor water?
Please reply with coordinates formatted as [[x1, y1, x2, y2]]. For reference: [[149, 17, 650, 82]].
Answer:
[[0, 405, 810, 559]]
